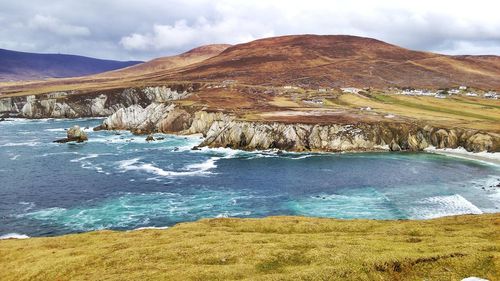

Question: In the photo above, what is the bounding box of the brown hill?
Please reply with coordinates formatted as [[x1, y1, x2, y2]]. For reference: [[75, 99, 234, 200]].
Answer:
[[155, 35, 500, 90], [96, 44, 231, 78], [2, 35, 500, 97]]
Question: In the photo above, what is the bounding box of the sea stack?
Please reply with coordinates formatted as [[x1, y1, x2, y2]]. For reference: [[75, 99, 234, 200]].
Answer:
[[54, 125, 88, 143]]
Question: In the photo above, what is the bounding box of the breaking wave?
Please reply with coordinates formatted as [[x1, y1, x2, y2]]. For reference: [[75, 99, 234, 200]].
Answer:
[[117, 157, 218, 177]]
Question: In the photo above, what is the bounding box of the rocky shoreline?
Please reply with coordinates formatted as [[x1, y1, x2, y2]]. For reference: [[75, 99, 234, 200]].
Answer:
[[96, 104, 499, 153], [1, 86, 499, 153]]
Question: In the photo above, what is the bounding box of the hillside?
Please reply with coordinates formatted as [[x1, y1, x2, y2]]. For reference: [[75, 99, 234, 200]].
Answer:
[[161, 35, 500, 89], [2, 35, 500, 96], [0, 214, 498, 280], [0, 48, 142, 82], [96, 44, 230, 78]]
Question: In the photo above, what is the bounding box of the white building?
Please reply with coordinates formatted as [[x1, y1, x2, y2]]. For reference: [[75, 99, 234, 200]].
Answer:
[[448, 89, 460, 94], [341, 87, 361, 94], [459, 86, 467, 90], [435, 93, 447, 99], [466, 92, 478, 97], [484, 92, 498, 99], [400, 89, 435, 96]]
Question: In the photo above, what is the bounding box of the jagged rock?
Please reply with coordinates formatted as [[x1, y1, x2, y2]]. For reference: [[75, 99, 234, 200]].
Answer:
[[191, 146, 201, 150], [98, 106, 499, 153], [146, 134, 155, 142], [101, 103, 174, 133], [0, 86, 192, 118], [54, 125, 88, 143], [465, 133, 494, 152], [389, 140, 401, 151], [67, 125, 88, 142]]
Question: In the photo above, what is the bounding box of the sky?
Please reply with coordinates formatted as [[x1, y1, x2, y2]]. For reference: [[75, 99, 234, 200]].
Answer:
[[1, 0, 500, 61]]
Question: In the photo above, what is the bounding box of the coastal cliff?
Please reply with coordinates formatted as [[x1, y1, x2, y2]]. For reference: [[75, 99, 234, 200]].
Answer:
[[1, 85, 498, 153], [98, 104, 500, 153], [0, 85, 192, 118]]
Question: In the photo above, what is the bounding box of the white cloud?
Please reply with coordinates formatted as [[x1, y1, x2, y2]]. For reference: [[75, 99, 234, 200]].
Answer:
[[120, 17, 273, 51], [1, 0, 500, 60], [28, 15, 90, 37]]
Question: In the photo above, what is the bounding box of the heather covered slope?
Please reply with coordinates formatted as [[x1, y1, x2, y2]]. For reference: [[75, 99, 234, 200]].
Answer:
[[166, 35, 500, 89], [0, 214, 498, 281], [96, 44, 231, 78], [2, 35, 500, 96], [0, 48, 142, 82]]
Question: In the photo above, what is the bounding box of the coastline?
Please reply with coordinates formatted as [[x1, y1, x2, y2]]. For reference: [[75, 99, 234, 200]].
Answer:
[[425, 146, 500, 166]]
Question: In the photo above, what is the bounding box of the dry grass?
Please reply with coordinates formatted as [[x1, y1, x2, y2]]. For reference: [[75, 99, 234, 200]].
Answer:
[[335, 93, 500, 131], [1, 214, 499, 281]]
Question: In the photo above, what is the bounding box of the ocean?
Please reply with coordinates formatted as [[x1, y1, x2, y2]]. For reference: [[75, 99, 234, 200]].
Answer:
[[0, 118, 498, 237]]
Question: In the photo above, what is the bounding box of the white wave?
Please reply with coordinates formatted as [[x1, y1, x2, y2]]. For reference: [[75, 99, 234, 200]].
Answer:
[[289, 154, 314, 160], [19, 201, 35, 211], [131, 226, 169, 231], [0, 233, 30, 240], [117, 157, 218, 177], [70, 153, 101, 162], [185, 157, 218, 170], [215, 211, 252, 218], [9, 154, 20, 160], [44, 128, 66, 132], [39, 152, 79, 157], [0, 141, 40, 147], [410, 194, 483, 219], [425, 146, 500, 166]]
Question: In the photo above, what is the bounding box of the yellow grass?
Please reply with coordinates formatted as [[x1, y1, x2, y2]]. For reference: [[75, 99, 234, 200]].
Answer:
[[1, 214, 499, 281], [337, 94, 500, 131]]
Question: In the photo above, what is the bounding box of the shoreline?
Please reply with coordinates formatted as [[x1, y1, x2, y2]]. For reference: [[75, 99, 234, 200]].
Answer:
[[425, 146, 500, 166]]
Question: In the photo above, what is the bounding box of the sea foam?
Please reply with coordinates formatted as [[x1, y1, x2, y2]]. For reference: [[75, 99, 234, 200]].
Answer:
[[0, 233, 30, 240], [118, 157, 218, 177], [410, 194, 483, 219]]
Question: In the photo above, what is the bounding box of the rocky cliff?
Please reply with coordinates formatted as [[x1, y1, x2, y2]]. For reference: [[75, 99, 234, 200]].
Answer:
[[98, 105, 500, 153], [2, 85, 498, 153], [0, 85, 192, 118]]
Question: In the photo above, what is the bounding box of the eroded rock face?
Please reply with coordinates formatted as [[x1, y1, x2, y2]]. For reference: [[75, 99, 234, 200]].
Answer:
[[54, 125, 88, 143], [97, 103, 175, 134], [0, 86, 192, 118], [67, 125, 88, 142], [99, 107, 500, 152]]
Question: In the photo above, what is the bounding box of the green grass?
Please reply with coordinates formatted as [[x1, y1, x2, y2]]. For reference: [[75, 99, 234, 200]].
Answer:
[[373, 94, 500, 122], [0, 214, 498, 281], [450, 97, 500, 110]]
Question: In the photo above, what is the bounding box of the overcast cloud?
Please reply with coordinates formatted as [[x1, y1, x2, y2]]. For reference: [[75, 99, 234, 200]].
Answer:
[[1, 0, 499, 61]]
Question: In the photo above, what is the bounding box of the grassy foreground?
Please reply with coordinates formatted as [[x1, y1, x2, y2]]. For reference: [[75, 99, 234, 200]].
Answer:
[[1, 214, 499, 281]]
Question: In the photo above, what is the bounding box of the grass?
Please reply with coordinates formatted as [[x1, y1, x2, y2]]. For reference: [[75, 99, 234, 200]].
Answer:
[[0, 214, 499, 281], [372, 94, 500, 122]]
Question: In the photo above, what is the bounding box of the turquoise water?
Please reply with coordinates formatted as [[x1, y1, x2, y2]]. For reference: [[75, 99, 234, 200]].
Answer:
[[0, 118, 498, 237]]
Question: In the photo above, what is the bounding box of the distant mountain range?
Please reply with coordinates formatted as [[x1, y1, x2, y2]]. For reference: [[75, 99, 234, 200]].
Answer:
[[0, 49, 142, 81], [1, 35, 500, 94]]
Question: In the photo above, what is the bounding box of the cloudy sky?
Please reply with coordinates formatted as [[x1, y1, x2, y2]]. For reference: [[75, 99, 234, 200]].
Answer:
[[1, 0, 499, 61]]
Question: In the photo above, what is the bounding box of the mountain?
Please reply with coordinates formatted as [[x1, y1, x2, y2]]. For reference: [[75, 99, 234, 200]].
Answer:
[[96, 44, 231, 78], [0, 49, 142, 82], [2, 35, 500, 95], [154, 35, 500, 89]]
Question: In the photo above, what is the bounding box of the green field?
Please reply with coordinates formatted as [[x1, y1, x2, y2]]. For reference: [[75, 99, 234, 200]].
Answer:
[[1, 214, 498, 281]]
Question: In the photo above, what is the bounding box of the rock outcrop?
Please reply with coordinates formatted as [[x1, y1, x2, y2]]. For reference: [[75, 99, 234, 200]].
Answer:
[[100, 106, 500, 153], [3, 83, 498, 153], [0, 85, 192, 118], [54, 125, 88, 143]]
